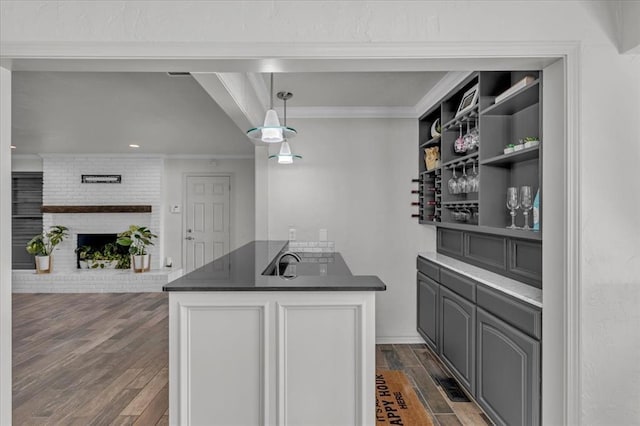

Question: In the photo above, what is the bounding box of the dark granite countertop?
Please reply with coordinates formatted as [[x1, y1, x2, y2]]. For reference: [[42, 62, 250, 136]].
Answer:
[[163, 240, 387, 292]]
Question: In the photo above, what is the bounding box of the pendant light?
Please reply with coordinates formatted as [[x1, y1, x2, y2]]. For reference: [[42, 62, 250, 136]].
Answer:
[[247, 73, 297, 143], [269, 140, 302, 164], [267, 91, 302, 164]]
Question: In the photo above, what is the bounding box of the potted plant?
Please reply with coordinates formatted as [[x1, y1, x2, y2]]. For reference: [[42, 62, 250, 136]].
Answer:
[[25, 225, 69, 273], [117, 225, 157, 273], [88, 243, 120, 269], [75, 245, 92, 269]]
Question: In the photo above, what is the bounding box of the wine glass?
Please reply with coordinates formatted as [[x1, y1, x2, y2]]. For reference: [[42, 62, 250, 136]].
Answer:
[[506, 187, 520, 229], [520, 186, 533, 230], [463, 120, 473, 150], [466, 161, 477, 193], [458, 164, 469, 194], [448, 165, 459, 194], [469, 119, 480, 151], [454, 124, 466, 154]]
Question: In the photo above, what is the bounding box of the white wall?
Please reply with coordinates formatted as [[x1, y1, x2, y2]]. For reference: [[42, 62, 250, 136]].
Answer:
[[266, 118, 436, 340], [2, 1, 640, 424], [163, 158, 255, 269]]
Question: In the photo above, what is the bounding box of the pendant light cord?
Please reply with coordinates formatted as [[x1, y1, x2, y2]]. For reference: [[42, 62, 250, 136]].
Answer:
[[270, 73, 274, 110]]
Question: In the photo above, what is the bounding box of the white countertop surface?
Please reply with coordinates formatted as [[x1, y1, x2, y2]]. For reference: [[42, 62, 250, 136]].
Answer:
[[418, 252, 542, 308]]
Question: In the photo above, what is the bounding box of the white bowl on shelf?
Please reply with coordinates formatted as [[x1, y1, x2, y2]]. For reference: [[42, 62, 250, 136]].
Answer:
[[513, 144, 525, 152], [504, 147, 515, 154], [524, 140, 540, 149]]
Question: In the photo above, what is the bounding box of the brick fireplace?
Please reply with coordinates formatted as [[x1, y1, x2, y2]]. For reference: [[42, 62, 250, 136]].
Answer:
[[41, 155, 164, 272]]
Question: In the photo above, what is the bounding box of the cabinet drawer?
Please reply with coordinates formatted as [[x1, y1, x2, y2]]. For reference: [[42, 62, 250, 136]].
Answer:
[[440, 268, 476, 302], [417, 256, 440, 282], [476, 285, 542, 340]]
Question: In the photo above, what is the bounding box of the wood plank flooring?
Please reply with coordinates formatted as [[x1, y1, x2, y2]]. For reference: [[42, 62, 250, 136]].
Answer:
[[13, 293, 169, 425], [13, 293, 489, 425]]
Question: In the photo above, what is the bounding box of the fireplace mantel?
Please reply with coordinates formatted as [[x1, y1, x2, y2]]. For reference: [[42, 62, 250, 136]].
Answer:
[[41, 205, 152, 213]]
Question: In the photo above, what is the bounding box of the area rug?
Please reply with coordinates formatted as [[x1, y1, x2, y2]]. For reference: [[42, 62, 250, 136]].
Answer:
[[375, 369, 434, 425]]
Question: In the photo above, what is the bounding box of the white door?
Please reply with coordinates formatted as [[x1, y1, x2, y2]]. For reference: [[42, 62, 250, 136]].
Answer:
[[184, 176, 230, 273]]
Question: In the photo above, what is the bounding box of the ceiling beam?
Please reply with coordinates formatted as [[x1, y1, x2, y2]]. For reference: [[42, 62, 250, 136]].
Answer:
[[191, 72, 266, 136]]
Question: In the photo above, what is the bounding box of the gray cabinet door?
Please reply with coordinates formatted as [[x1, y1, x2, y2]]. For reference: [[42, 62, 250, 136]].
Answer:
[[417, 272, 439, 352], [477, 308, 541, 426], [439, 286, 476, 394]]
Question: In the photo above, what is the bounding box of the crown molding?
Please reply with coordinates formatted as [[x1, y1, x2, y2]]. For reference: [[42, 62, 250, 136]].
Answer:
[[10, 154, 41, 160], [167, 154, 254, 160], [38, 153, 167, 159], [282, 106, 417, 119]]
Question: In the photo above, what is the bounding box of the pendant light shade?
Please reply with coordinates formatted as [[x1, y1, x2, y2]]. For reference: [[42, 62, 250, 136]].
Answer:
[[269, 141, 302, 165], [247, 74, 297, 143], [260, 109, 284, 143]]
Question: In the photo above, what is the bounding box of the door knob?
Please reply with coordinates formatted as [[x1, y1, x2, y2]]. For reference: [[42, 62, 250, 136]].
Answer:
[[185, 236, 194, 240]]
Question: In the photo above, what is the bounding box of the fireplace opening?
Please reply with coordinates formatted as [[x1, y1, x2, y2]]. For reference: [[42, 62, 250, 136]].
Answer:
[[76, 233, 130, 269]]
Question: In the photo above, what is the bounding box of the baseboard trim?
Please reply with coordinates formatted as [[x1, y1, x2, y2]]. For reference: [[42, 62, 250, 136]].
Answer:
[[376, 336, 426, 345]]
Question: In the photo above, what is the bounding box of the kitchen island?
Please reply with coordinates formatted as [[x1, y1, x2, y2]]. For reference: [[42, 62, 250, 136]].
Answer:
[[163, 241, 386, 425]]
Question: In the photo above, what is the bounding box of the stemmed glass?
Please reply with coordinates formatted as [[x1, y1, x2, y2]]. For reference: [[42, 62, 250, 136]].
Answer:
[[469, 119, 480, 151], [448, 165, 459, 194], [463, 121, 473, 151], [458, 164, 469, 194], [506, 187, 520, 229], [466, 161, 478, 193], [520, 186, 533, 230]]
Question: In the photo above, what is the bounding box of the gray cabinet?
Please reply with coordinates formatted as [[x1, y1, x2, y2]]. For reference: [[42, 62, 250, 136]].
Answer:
[[439, 286, 476, 394], [416, 255, 541, 425], [417, 272, 439, 352], [477, 308, 540, 426]]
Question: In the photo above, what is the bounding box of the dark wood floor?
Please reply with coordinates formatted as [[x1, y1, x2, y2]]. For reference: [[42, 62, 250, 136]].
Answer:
[[13, 293, 489, 425]]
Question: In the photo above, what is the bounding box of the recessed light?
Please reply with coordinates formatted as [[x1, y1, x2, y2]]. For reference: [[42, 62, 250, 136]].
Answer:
[[10, 145, 16, 149], [129, 144, 140, 148]]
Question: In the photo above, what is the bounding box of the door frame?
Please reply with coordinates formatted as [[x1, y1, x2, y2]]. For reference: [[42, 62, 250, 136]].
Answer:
[[0, 41, 581, 425], [181, 173, 233, 273]]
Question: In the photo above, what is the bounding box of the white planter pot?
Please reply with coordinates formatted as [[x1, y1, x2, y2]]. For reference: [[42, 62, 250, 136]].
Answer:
[[132, 254, 151, 273], [35, 255, 52, 274]]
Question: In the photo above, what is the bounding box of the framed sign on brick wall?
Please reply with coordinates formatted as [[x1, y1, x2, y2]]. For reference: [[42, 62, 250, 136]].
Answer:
[[81, 174, 121, 184]]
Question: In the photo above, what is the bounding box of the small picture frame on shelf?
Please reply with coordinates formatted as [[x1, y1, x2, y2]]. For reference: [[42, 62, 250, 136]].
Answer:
[[455, 84, 479, 117]]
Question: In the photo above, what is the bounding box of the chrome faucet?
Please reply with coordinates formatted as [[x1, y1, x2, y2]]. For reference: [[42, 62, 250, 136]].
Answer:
[[274, 251, 302, 276]]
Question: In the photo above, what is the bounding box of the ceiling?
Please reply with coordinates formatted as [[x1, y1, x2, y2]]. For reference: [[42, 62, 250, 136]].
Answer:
[[11, 72, 255, 156], [10, 70, 447, 155], [262, 72, 446, 107]]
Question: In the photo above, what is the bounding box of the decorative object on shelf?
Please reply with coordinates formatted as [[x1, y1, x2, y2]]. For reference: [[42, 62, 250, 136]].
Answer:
[[116, 225, 157, 273], [533, 189, 540, 231], [269, 140, 302, 164], [513, 141, 525, 152], [494, 76, 536, 104], [424, 146, 440, 170], [25, 225, 69, 274], [520, 186, 533, 230], [455, 83, 479, 117], [430, 118, 441, 138], [523, 137, 540, 149], [247, 73, 297, 143], [506, 187, 520, 229], [504, 144, 515, 154]]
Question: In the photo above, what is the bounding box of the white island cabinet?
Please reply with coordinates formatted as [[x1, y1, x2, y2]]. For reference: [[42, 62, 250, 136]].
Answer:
[[165, 241, 385, 425]]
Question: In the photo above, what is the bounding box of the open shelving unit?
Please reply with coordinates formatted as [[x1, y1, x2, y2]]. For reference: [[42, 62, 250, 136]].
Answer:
[[417, 70, 542, 241]]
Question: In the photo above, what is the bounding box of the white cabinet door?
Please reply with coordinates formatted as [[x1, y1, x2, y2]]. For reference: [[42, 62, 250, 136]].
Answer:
[[169, 292, 376, 426]]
